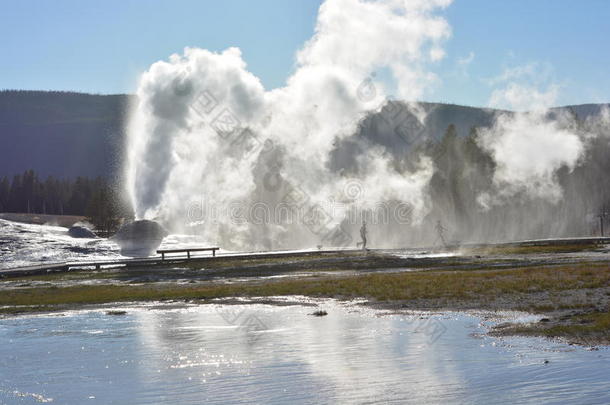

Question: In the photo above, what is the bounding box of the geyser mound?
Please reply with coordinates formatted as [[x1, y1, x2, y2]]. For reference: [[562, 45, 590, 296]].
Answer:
[[112, 220, 168, 257], [68, 225, 97, 239]]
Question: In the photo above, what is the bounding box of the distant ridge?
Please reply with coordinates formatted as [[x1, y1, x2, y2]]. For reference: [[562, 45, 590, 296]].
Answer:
[[0, 90, 607, 179], [0, 91, 134, 178]]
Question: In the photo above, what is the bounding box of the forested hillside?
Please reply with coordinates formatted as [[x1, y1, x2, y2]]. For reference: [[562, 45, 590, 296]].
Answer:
[[0, 90, 607, 181], [0, 90, 133, 178]]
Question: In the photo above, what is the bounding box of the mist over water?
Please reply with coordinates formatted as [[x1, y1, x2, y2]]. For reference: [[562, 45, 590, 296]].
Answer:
[[125, 0, 610, 251]]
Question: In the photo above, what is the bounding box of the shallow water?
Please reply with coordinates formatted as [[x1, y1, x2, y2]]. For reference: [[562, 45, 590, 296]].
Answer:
[[0, 220, 212, 269], [0, 300, 608, 404]]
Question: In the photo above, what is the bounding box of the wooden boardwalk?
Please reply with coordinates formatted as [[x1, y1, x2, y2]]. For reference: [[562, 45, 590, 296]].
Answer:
[[0, 256, 194, 278], [0, 248, 358, 278], [1, 236, 608, 279]]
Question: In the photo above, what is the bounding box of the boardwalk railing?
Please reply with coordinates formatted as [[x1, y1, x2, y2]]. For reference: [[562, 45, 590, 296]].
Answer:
[[157, 247, 219, 260], [0, 247, 221, 278]]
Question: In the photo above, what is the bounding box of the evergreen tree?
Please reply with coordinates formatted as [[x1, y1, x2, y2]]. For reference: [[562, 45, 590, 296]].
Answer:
[[0, 169, 133, 223], [67, 176, 91, 215], [0, 177, 9, 212], [86, 182, 122, 235], [7, 174, 23, 212]]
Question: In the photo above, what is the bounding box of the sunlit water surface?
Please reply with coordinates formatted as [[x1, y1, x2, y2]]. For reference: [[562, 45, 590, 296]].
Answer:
[[0, 300, 608, 404]]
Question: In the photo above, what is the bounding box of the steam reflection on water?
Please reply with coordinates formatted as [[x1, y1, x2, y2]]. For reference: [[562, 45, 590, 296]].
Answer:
[[0, 300, 608, 404]]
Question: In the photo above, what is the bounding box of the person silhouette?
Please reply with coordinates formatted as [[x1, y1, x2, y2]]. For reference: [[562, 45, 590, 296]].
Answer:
[[435, 220, 447, 248], [357, 220, 368, 250]]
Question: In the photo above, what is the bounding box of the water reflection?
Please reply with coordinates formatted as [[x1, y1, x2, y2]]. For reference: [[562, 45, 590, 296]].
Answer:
[[0, 301, 608, 404]]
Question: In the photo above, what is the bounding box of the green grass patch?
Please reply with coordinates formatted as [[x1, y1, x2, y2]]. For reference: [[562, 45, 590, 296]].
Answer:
[[498, 309, 610, 345], [468, 243, 603, 255], [1, 262, 608, 314]]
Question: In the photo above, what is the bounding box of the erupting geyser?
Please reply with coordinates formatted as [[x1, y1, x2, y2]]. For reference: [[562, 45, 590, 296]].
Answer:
[[125, 0, 451, 251], [125, 0, 610, 251]]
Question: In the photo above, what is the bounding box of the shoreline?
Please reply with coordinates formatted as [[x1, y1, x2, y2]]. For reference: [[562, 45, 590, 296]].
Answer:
[[1, 289, 606, 347], [1, 240, 609, 346]]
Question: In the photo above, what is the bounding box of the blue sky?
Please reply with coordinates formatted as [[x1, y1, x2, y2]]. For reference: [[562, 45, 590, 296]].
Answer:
[[1, 0, 608, 107]]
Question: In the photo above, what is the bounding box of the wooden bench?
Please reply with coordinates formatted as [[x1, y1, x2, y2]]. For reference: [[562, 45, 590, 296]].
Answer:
[[157, 247, 220, 260]]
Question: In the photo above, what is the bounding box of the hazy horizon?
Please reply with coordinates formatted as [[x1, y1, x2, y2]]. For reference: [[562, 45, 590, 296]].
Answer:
[[2, 89, 608, 112]]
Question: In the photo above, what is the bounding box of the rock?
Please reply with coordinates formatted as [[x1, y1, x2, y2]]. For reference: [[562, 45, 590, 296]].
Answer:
[[68, 225, 97, 238], [310, 310, 328, 317], [579, 319, 593, 324], [106, 310, 127, 316], [112, 220, 167, 257], [539, 318, 551, 323]]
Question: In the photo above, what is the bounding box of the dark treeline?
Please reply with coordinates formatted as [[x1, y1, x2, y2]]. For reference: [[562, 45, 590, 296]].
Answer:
[[0, 170, 133, 220], [413, 122, 610, 241]]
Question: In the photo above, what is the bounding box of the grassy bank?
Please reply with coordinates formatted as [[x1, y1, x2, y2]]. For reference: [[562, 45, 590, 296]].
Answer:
[[466, 241, 607, 255], [1, 261, 607, 303], [2, 253, 609, 345], [492, 309, 610, 345], [1, 262, 607, 306]]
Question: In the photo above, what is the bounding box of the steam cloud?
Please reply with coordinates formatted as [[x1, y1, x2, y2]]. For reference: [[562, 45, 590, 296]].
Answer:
[[126, 0, 452, 250], [126, 0, 610, 249], [478, 82, 585, 207]]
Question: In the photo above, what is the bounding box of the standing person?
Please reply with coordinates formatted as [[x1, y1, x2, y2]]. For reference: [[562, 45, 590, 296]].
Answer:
[[435, 220, 447, 248], [357, 220, 368, 250]]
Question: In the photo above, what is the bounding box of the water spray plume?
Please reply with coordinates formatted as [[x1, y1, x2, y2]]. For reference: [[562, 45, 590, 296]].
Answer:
[[125, 0, 451, 250], [125, 0, 610, 250]]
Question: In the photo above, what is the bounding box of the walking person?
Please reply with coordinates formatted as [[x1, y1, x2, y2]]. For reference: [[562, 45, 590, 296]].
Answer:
[[357, 220, 368, 250], [434, 220, 447, 248]]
